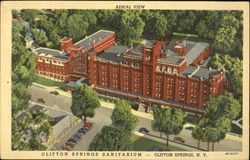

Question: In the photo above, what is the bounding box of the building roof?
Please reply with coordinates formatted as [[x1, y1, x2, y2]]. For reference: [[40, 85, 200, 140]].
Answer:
[[15, 112, 26, 121], [162, 39, 209, 65], [159, 57, 185, 65], [51, 115, 67, 126], [125, 51, 143, 57], [97, 46, 129, 63], [34, 47, 69, 60], [75, 30, 114, 49], [185, 42, 209, 65], [29, 105, 44, 112], [180, 66, 218, 80]]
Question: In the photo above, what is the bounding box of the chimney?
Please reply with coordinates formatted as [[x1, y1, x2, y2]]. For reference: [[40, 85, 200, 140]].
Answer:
[[60, 37, 73, 51]]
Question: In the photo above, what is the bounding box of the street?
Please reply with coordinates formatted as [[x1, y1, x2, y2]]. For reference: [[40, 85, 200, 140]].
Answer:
[[29, 85, 242, 151]]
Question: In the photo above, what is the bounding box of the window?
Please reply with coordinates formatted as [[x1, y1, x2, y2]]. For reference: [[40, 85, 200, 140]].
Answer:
[[167, 67, 172, 73], [173, 68, 178, 74]]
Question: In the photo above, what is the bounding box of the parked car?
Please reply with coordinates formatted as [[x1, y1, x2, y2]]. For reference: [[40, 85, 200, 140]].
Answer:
[[37, 98, 45, 104], [73, 133, 82, 139], [61, 144, 72, 151], [185, 126, 194, 130], [50, 90, 59, 95], [174, 137, 185, 143], [66, 141, 75, 147], [139, 127, 149, 134], [83, 122, 93, 129], [78, 128, 88, 134], [68, 137, 79, 143]]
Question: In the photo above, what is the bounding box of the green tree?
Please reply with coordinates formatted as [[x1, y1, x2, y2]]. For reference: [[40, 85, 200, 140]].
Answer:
[[177, 11, 197, 33], [97, 10, 121, 28], [66, 14, 89, 41], [12, 110, 53, 150], [193, 92, 239, 151], [205, 92, 241, 121], [20, 9, 40, 22], [141, 11, 169, 39], [71, 84, 100, 123], [11, 19, 52, 150], [31, 28, 48, 46], [212, 15, 241, 55], [118, 11, 145, 46], [191, 126, 205, 149], [151, 107, 187, 146], [89, 125, 133, 151], [111, 100, 138, 132], [208, 54, 242, 101]]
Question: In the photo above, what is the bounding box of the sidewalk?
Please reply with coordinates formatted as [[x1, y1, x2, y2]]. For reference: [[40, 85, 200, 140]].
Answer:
[[31, 82, 243, 143]]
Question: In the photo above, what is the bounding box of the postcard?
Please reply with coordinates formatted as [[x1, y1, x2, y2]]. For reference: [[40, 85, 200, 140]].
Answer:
[[0, 1, 249, 160]]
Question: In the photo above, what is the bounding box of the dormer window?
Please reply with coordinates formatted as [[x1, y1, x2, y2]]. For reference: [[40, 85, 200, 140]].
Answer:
[[173, 68, 178, 74], [162, 66, 166, 72], [156, 65, 161, 72], [167, 67, 172, 74]]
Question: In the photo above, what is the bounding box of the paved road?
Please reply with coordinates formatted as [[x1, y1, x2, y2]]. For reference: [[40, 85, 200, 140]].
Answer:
[[50, 107, 112, 151], [29, 85, 242, 151]]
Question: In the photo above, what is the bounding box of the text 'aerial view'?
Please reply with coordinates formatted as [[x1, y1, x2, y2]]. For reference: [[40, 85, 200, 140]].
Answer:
[[11, 9, 243, 155]]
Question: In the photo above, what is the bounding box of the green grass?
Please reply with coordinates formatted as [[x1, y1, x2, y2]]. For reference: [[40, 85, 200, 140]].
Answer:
[[34, 75, 66, 87], [173, 32, 198, 38], [131, 135, 185, 151], [172, 32, 211, 43]]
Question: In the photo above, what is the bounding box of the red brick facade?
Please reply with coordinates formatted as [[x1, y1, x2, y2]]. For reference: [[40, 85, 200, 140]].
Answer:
[[34, 30, 227, 113]]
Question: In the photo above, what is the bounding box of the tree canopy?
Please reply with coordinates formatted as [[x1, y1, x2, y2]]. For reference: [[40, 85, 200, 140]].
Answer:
[[152, 107, 186, 146], [71, 84, 100, 123], [89, 125, 133, 151], [111, 100, 138, 132]]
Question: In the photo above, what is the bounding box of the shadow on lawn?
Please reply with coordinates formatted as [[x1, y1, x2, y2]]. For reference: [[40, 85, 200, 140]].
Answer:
[[143, 133, 207, 151]]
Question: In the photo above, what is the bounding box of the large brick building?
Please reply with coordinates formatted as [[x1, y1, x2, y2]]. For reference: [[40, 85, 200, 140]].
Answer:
[[34, 30, 228, 113]]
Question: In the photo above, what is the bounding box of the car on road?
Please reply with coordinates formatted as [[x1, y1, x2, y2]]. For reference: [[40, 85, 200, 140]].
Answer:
[[50, 90, 59, 95], [83, 122, 93, 129], [61, 144, 72, 151], [185, 126, 194, 130], [78, 128, 88, 134], [139, 127, 149, 134], [68, 137, 79, 143], [174, 137, 185, 143], [37, 98, 45, 104], [73, 133, 82, 139], [66, 141, 75, 147]]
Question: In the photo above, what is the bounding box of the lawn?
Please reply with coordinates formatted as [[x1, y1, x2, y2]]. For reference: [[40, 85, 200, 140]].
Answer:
[[131, 135, 185, 151], [34, 75, 67, 87], [172, 32, 211, 43]]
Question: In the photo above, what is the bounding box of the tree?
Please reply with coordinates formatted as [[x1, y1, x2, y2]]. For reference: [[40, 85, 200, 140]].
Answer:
[[141, 11, 169, 39], [118, 11, 145, 46], [12, 110, 53, 150], [151, 107, 187, 146], [212, 15, 241, 55], [31, 28, 49, 46], [97, 10, 121, 28], [11, 19, 52, 150], [208, 54, 242, 101], [71, 84, 100, 123], [192, 92, 239, 151], [177, 11, 197, 33], [20, 9, 40, 23], [89, 125, 133, 151], [191, 126, 204, 149], [111, 100, 138, 132]]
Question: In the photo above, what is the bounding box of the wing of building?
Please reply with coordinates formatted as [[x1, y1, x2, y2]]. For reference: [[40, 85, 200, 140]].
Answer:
[[34, 30, 229, 113]]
